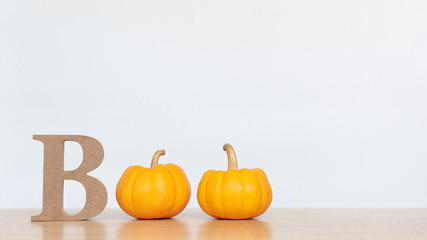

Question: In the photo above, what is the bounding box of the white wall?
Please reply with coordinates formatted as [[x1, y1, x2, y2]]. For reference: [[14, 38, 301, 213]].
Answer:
[[1, 0, 427, 209]]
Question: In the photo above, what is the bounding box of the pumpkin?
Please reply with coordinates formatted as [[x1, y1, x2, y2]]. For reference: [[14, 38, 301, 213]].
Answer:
[[116, 150, 191, 219], [197, 143, 272, 220]]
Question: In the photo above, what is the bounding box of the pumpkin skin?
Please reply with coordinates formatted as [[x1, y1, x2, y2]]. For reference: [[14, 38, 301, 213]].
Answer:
[[197, 144, 272, 220], [116, 150, 191, 219]]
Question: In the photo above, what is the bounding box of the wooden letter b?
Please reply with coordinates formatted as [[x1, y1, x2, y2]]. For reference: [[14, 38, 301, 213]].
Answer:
[[31, 135, 108, 221]]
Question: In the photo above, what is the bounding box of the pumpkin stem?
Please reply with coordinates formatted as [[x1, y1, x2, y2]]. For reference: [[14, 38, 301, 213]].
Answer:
[[151, 149, 166, 168], [223, 143, 238, 170]]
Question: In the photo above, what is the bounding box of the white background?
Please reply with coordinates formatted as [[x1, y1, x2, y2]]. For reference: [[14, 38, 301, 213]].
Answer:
[[1, 0, 427, 209]]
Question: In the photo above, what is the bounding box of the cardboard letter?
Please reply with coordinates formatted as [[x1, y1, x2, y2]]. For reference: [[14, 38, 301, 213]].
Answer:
[[31, 135, 108, 221]]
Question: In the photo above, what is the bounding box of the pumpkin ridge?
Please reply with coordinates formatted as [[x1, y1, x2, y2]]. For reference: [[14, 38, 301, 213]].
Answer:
[[197, 170, 215, 217], [205, 171, 225, 219], [118, 166, 134, 217], [251, 169, 264, 218], [236, 170, 247, 219], [150, 166, 163, 218], [163, 164, 178, 217], [260, 169, 273, 209], [216, 171, 225, 218], [203, 171, 220, 218], [253, 169, 272, 216], [166, 163, 191, 217], [131, 166, 146, 218], [127, 166, 143, 218], [246, 169, 263, 218], [219, 174, 228, 219], [134, 167, 154, 219], [120, 166, 138, 217], [222, 169, 243, 219], [116, 166, 135, 213]]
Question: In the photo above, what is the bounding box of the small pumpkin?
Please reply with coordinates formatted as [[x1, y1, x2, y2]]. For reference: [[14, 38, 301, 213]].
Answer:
[[197, 143, 272, 220], [116, 150, 191, 219]]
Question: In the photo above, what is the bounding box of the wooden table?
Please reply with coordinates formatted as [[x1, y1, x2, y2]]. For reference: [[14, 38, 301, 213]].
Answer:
[[1, 208, 427, 239]]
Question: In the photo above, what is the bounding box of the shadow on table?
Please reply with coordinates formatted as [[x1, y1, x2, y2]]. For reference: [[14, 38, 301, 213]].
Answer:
[[198, 219, 272, 240], [117, 219, 189, 240], [33, 221, 106, 240]]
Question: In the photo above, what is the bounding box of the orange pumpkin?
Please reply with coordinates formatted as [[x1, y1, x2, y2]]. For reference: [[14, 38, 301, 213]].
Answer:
[[116, 150, 191, 219], [197, 144, 272, 220]]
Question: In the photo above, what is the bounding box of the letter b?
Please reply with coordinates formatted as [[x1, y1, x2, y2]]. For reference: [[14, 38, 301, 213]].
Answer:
[[31, 135, 108, 221]]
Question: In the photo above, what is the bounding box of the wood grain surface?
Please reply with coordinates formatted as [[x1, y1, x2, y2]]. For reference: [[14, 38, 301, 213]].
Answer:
[[1, 208, 427, 239]]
